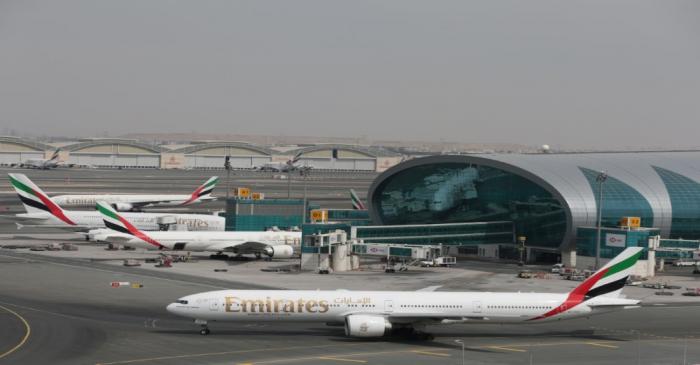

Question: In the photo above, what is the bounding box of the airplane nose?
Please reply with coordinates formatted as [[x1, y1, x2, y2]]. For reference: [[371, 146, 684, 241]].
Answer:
[[166, 303, 178, 314]]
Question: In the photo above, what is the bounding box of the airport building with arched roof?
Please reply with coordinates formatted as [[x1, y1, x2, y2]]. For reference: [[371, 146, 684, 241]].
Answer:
[[168, 141, 274, 169], [63, 138, 164, 168], [367, 152, 700, 262], [0, 136, 56, 165], [289, 144, 403, 172]]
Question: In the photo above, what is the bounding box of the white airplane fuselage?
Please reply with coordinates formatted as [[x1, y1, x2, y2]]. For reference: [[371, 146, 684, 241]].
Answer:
[[16, 211, 225, 232], [102, 231, 302, 251], [167, 290, 636, 325], [51, 194, 215, 208]]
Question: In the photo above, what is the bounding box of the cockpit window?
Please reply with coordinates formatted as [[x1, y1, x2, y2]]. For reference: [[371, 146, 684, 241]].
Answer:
[[176, 300, 188, 304]]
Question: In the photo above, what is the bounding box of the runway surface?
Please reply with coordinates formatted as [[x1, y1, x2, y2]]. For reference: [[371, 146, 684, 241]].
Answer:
[[1, 249, 699, 365]]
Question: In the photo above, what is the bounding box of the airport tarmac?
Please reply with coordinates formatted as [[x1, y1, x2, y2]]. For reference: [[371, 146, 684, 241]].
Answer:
[[1, 246, 699, 365], [1, 167, 700, 364]]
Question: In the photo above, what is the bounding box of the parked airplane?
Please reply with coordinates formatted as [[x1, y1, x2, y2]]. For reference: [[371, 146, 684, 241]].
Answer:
[[167, 247, 643, 337], [6, 173, 224, 233], [16, 149, 64, 169], [254, 153, 306, 172], [96, 202, 300, 258], [350, 189, 366, 210], [17, 174, 218, 211]]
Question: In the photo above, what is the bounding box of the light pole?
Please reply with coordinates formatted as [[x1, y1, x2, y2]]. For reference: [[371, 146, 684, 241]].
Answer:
[[454, 339, 465, 365], [300, 166, 311, 224], [595, 171, 608, 270], [224, 156, 232, 201]]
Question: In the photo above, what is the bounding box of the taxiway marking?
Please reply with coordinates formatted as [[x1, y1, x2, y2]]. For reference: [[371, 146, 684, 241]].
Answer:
[[0, 304, 31, 360]]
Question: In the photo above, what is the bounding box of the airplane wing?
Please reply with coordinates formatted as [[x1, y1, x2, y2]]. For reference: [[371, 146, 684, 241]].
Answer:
[[204, 241, 272, 254], [14, 223, 96, 232], [96, 234, 133, 244], [416, 286, 442, 292]]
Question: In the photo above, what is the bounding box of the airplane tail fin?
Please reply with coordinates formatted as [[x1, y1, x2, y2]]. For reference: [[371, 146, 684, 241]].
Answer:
[[49, 149, 61, 162], [96, 202, 164, 249], [572, 247, 643, 300], [182, 176, 219, 205], [530, 247, 643, 321], [350, 189, 366, 210], [8, 173, 76, 225]]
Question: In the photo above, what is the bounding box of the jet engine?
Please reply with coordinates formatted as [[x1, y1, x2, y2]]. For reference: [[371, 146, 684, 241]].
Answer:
[[344, 315, 392, 337], [111, 203, 134, 212], [263, 245, 294, 259]]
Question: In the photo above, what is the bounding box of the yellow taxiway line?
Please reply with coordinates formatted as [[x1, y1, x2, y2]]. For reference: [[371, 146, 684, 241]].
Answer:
[[317, 356, 368, 363], [411, 350, 451, 357], [487, 346, 528, 353], [0, 304, 31, 360], [586, 342, 619, 349]]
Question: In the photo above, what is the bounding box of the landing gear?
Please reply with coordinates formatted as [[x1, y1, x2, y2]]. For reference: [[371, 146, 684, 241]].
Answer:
[[415, 332, 435, 341], [392, 326, 434, 341], [196, 319, 209, 335], [210, 252, 229, 260]]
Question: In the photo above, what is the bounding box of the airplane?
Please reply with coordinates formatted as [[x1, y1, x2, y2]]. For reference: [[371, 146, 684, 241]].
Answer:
[[96, 201, 301, 258], [16, 149, 64, 170], [27, 174, 218, 211], [167, 247, 643, 337], [254, 153, 307, 173], [6, 173, 225, 234], [350, 189, 366, 210]]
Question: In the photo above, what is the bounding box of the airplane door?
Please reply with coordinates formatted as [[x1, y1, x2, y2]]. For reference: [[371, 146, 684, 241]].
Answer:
[[472, 301, 482, 313], [384, 300, 394, 313]]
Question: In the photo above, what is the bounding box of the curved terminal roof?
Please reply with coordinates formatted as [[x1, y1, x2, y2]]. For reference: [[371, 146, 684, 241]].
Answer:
[[170, 142, 273, 156], [0, 136, 55, 152], [64, 138, 163, 153], [291, 144, 400, 158], [368, 152, 700, 249]]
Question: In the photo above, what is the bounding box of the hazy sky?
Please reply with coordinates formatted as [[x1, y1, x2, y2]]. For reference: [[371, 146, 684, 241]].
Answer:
[[1, 0, 699, 148]]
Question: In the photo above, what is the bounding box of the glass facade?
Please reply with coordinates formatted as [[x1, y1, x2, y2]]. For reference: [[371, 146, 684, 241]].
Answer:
[[575, 227, 655, 259], [580, 167, 654, 228], [354, 222, 514, 245], [653, 166, 700, 239], [372, 163, 567, 248]]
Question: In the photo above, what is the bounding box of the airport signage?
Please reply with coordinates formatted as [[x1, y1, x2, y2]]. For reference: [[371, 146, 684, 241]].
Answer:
[[605, 233, 627, 247]]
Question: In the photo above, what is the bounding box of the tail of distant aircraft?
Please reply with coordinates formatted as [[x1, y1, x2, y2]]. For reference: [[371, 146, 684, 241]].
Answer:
[[8, 173, 76, 225], [350, 189, 366, 210], [182, 176, 219, 205], [49, 149, 61, 162], [96, 201, 164, 249], [531, 247, 643, 320]]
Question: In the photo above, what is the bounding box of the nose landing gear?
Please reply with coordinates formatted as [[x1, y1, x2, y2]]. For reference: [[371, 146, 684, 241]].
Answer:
[[195, 319, 210, 335]]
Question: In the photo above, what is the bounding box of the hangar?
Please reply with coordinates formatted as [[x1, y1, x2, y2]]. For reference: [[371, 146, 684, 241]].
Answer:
[[0, 136, 55, 166], [367, 152, 700, 259], [170, 142, 273, 169], [64, 138, 162, 168], [290, 144, 402, 172]]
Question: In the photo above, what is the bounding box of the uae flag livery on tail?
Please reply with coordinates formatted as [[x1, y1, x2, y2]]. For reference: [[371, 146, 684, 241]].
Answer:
[[350, 189, 366, 210], [531, 247, 643, 320], [8, 173, 76, 225], [96, 201, 165, 249], [182, 176, 219, 205]]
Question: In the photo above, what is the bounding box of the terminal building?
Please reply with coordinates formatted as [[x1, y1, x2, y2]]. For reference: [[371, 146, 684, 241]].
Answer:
[[366, 152, 700, 264]]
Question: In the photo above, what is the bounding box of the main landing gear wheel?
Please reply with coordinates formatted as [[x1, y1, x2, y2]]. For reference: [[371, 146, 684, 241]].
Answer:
[[200, 328, 210, 335], [415, 332, 434, 341]]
